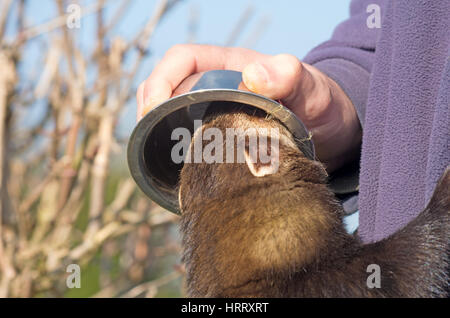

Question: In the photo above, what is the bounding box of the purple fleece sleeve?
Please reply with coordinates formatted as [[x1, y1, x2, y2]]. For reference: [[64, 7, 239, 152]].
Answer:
[[303, 0, 385, 127]]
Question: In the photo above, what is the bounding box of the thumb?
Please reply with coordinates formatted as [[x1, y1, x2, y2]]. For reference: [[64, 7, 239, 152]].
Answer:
[[242, 54, 303, 102]]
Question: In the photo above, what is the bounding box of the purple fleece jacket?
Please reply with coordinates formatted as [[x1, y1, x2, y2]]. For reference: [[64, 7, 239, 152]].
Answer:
[[303, 0, 450, 243]]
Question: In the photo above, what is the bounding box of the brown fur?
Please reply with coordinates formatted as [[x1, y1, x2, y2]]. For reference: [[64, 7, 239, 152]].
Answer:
[[178, 106, 449, 298]]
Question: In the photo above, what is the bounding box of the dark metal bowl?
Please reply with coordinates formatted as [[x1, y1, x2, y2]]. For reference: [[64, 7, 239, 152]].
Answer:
[[127, 70, 315, 214]]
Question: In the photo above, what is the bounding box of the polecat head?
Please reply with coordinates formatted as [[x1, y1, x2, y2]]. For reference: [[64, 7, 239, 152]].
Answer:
[[178, 103, 328, 212]]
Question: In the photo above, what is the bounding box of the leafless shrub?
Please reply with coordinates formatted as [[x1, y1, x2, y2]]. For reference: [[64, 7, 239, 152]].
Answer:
[[0, 0, 265, 298], [0, 0, 183, 298]]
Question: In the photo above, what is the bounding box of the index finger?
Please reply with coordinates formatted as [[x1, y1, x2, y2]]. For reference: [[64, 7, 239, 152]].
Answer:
[[139, 44, 267, 118]]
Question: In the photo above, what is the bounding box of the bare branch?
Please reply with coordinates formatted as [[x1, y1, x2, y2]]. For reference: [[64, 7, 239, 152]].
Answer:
[[15, 0, 117, 43], [224, 5, 255, 46], [242, 15, 271, 49], [121, 271, 181, 298], [0, 0, 13, 40]]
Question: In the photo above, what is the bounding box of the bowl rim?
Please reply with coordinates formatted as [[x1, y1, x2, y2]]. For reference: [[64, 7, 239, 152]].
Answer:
[[127, 88, 315, 214]]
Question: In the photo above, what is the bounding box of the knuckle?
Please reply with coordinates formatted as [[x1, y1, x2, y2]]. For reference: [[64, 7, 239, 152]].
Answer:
[[318, 77, 333, 106], [279, 54, 302, 78], [166, 44, 191, 57], [143, 78, 163, 98], [304, 87, 332, 119]]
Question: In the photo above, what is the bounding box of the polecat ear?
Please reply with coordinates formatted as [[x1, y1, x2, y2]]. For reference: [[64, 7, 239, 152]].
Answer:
[[244, 137, 280, 177]]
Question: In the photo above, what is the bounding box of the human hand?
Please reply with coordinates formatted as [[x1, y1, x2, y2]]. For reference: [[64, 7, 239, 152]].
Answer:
[[136, 44, 361, 171]]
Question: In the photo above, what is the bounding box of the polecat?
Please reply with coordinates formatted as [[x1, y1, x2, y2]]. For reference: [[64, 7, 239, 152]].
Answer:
[[178, 105, 449, 297]]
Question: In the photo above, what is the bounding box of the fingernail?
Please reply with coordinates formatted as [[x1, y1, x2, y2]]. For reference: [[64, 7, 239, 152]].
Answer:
[[243, 62, 269, 93], [143, 96, 165, 113], [142, 104, 153, 118], [144, 96, 156, 109]]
